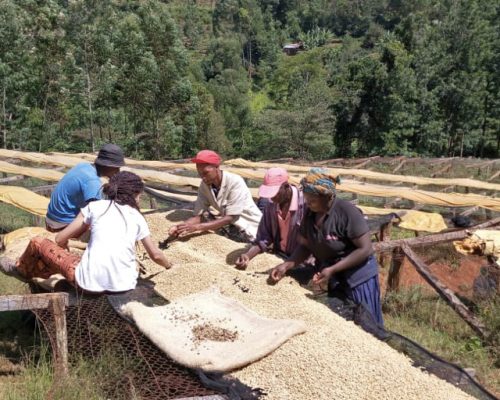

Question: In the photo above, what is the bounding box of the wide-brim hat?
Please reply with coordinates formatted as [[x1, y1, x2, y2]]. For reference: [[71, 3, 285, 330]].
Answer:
[[95, 143, 125, 168]]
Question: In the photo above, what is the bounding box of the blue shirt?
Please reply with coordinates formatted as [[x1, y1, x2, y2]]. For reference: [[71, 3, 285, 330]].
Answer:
[[46, 163, 102, 224]]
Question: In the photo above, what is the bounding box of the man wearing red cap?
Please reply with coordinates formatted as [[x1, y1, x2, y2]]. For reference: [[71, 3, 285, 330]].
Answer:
[[168, 150, 262, 242]]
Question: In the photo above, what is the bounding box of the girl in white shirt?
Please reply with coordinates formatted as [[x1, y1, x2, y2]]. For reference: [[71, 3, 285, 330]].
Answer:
[[15, 171, 171, 293]]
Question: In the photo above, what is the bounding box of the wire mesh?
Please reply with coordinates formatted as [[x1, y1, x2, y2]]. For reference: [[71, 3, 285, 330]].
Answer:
[[35, 294, 221, 399]]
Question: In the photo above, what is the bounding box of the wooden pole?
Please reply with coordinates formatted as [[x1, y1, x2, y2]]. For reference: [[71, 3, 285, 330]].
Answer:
[[401, 243, 487, 338], [374, 217, 500, 253], [149, 194, 157, 210], [378, 221, 393, 270], [387, 248, 404, 292], [0, 293, 69, 376], [392, 158, 406, 173], [49, 295, 69, 377], [0, 175, 25, 183]]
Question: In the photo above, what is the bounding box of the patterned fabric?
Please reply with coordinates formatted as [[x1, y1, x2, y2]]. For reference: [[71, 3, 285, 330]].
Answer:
[[17, 237, 80, 283], [300, 167, 341, 196]]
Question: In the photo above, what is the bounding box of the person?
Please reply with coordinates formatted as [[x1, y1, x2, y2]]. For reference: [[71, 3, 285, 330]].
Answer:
[[235, 167, 306, 269], [268, 168, 384, 326], [45, 143, 125, 232], [11, 171, 171, 293], [168, 150, 262, 242]]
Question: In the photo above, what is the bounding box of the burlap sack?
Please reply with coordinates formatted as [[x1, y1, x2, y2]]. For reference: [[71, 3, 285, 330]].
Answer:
[[121, 287, 307, 372]]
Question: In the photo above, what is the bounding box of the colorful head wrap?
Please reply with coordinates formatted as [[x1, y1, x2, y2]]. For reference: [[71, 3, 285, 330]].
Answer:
[[300, 167, 341, 196]]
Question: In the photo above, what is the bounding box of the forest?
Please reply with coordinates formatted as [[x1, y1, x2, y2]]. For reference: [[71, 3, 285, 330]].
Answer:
[[0, 0, 499, 160]]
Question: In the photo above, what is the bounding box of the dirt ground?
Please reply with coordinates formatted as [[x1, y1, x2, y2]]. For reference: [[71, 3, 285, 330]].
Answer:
[[379, 253, 490, 298]]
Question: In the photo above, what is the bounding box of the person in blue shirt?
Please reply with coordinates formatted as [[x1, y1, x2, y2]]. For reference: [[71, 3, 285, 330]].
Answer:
[[268, 168, 384, 327], [45, 144, 125, 232]]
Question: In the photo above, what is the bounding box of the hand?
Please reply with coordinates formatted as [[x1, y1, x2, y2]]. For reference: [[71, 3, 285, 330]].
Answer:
[[235, 253, 250, 270], [168, 226, 179, 237], [312, 266, 334, 288], [175, 223, 199, 236], [268, 263, 290, 284], [57, 239, 69, 250]]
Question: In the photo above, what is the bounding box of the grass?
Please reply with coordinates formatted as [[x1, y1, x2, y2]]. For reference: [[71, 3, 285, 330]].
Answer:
[[0, 271, 145, 399], [383, 287, 500, 396], [0, 203, 38, 234], [5, 345, 142, 400]]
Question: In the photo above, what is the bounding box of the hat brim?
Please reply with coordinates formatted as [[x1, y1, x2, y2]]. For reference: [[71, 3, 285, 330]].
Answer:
[[94, 159, 125, 168], [191, 157, 220, 166], [258, 184, 281, 199]]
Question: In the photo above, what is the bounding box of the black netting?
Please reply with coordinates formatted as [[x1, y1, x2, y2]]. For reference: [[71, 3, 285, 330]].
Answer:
[[35, 294, 219, 399], [326, 296, 498, 400]]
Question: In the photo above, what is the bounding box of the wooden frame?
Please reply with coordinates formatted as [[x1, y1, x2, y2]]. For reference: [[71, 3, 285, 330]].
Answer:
[[0, 292, 69, 376]]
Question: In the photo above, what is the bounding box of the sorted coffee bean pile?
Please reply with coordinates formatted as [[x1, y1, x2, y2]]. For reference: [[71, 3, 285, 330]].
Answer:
[[192, 323, 239, 343], [141, 210, 473, 400]]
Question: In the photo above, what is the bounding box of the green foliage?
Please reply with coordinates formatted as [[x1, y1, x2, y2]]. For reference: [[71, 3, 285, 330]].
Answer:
[[0, 0, 499, 159]]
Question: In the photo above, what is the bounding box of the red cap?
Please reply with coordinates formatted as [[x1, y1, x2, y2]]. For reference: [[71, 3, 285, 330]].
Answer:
[[191, 150, 222, 166], [258, 167, 289, 198]]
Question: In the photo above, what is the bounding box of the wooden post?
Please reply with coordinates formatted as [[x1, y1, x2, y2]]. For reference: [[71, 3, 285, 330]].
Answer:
[[33, 215, 43, 227], [401, 243, 487, 338], [392, 158, 406, 173], [0, 293, 69, 376], [378, 221, 393, 269], [387, 248, 404, 292], [149, 195, 157, 210], [49, 295, 69, 377]]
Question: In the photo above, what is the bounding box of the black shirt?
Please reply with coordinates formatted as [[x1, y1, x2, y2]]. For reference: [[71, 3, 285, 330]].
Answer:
[[300, 198, 377, 287]]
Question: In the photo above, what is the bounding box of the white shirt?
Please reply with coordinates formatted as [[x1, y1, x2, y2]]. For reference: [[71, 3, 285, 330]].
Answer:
[[193, 171, 262, 240], [75, 200, 150, 292]]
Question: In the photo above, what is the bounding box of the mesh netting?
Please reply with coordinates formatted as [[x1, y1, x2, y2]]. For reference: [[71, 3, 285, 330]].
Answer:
[[34, 294, 221, 399]]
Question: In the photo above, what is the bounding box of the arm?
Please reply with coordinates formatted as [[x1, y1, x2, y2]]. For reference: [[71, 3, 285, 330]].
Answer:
[[235, 245, 262, 269], [269, 235, 312, 283], [141, 236, 172, 269], [55, 212, 89, 248], [168, 215, 202, 236], [236, 205, 274, 269], [172, 215, 236, 236], [312, 232, 373, 286]]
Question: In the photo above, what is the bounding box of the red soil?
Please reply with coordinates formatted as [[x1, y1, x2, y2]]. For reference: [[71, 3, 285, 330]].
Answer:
[[379, 254, 487, 298]]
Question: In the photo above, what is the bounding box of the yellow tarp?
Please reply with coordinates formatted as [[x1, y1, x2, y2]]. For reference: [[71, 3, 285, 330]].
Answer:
[[0, 185, 49, 216], [0, 150, 498, 211], [4, 149, 499, 191], [358, 206, 448, 233], [453, 230, 500, 265], [0, 149, 81, 168], [224, 158, 500, 192], [0, 160, 64, 182], [3, 226, 51, 247], [147, 187, 447, 232]]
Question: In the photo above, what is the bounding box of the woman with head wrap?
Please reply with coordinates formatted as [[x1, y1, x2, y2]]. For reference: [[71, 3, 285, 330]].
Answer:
[[269, 168, 383, 327]]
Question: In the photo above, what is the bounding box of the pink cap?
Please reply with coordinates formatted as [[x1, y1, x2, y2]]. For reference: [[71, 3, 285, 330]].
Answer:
[[191, 150, 222, 166], [258, 167, 289, 198]]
